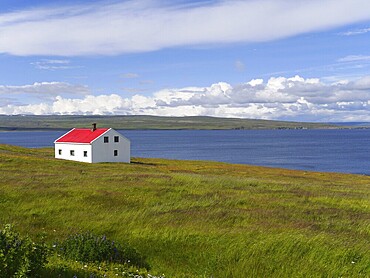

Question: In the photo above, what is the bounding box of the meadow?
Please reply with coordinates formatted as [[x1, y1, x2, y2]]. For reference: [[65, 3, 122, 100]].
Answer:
[[0, 144, 369, 277]]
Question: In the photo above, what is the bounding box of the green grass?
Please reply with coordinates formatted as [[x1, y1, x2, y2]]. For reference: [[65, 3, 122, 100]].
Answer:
[[0, 144, 369, 277], [0, 115, 340, 130]]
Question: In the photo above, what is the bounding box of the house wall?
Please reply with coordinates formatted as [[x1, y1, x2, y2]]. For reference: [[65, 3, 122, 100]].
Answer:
[[91, 129, 130, 163], [55, 143, 92, 163]]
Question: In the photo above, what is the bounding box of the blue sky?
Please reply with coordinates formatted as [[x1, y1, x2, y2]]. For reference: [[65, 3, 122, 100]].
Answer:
[[0, 0, 370, 121]]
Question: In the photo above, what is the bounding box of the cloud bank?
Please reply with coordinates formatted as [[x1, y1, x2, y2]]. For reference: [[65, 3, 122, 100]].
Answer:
[[1, 75, 370, 122], [1, 0, 370, 56]]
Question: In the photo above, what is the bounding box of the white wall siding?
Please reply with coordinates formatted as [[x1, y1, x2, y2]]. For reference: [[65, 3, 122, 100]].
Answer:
[[54, 128, 130, 163], [91, 129, 130, 163], [55, 143, 92, 163]]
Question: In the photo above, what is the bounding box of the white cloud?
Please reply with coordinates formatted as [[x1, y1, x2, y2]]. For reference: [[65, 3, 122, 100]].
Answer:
[[139, 80, 154, 85], [2, 103, 53, 115], [52, 94, 131, 115], [121, 73, 140, 79], [0, 82, 89, 97], [235, 60, 245, 72], [1, 0, 370, 56], [337, 55, 370, 63], [121, 87, 147, 93], [1, 75, 370, 121], [31, 59, 79, 70], [339, 27, 370, 36]]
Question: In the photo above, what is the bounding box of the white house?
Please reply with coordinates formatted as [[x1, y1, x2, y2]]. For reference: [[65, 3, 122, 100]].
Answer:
[[54, 124, 130, 163]]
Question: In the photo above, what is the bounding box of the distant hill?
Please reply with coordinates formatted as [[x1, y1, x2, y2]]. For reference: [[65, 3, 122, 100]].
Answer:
[[0, 115, 342, 130], [329, 122, 370, 127]]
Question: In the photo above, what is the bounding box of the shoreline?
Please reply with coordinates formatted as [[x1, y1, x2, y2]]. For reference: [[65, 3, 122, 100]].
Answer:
[[1, 143, 369, 176]]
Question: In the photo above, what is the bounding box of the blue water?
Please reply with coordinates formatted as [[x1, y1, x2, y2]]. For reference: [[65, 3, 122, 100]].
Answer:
[[0, 129, 369, 175]]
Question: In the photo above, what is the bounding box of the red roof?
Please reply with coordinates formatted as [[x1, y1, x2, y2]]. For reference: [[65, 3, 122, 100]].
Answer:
[[55, 128, 109, 144]]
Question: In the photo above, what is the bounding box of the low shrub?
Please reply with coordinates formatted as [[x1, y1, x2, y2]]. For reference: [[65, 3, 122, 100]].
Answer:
[[57, 232, 149, 270], [0, 224, 48, 278]]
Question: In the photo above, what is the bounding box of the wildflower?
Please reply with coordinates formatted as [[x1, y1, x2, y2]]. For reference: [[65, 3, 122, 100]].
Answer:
[[351, 261, 355, 264], [84, 264, 88, 268]]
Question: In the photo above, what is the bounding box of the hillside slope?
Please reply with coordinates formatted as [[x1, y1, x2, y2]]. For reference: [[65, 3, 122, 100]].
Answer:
[[0, 144, 369, 277], [0, 115, 340, 130]]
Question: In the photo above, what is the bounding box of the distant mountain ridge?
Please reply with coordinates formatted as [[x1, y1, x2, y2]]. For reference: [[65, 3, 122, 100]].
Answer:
[[0, 115, 346, 130], [329, 122, 370, 127]]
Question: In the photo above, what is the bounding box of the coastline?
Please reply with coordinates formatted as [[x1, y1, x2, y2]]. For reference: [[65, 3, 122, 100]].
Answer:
[[0, 115, 348, 130]]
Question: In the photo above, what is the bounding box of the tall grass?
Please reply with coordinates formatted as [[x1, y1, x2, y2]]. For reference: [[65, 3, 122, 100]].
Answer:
[[0, 144, 369, 277]]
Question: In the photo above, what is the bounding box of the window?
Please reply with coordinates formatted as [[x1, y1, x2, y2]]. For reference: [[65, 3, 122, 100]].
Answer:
[[58, 149, 62, 155], [70, 150, 75, 156], [83, 151, 88, 157], [114, 150, 118, 156], [114, 136, 119, 143], [104, 136, 109, 143]]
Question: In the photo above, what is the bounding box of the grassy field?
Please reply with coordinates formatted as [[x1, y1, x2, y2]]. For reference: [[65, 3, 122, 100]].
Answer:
[[0, 144, 369, 277], [0, 115, 340, 130]]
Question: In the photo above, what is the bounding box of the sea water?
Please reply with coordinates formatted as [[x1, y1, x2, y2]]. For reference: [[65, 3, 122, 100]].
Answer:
[[0, 129, 369, 175]]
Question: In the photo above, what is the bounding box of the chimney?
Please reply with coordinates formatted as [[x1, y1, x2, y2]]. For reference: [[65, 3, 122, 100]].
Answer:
[[92, 123, 97, 131]]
